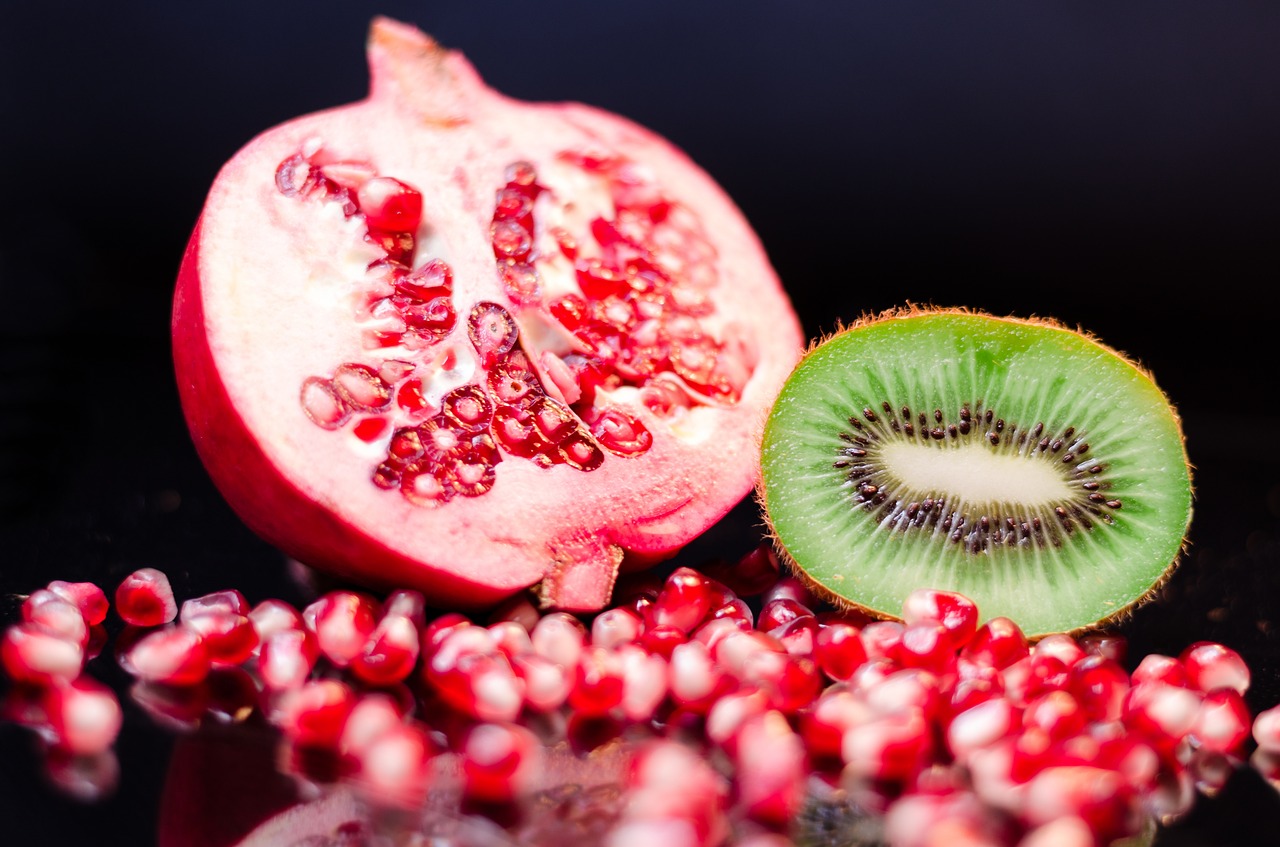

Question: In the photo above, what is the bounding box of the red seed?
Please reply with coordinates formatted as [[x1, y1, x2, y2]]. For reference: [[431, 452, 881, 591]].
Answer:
[[947, 697, 1018, 763], [757, 596, 814, 634], [43, 677, 122, 756], [530, 612, 586, 669], [734, 710, 806, 825], [353, 721, 435, 810], [842, 706, 933, 784], [126, 626, 212, 687], [962, 617, 1029, 670], [815, 622, 868, 682], [1, 622, 85, 684], [46, 580, 110, 626], [339, 691, 409, 758], [304, 590, 380, 668], [114, 568, 178, 627], [1180, 641, 1251, 695], [22, 591, 89, 648], [275, 679, 357, 749], [357, 177, 423, 234], [901, 588, 979, 650], [1067, 655, 1130, 722], [617, 643, 669, 722], [512, 653, 572, 713], [1253, 704, 1280, 753], [180, 589, 250, 621], [350, 614, 421, 686], [183, 610, 260, 666], [258, 628, 320, 691], [652, 567, 722, 634], [487, 620, 533, 659], [591, 607, 643, 650], [1132, 653, 1188, 688], [247, 598, 305, 652], [1191, 687, 1252, 754], [460, 721, 542, 802]]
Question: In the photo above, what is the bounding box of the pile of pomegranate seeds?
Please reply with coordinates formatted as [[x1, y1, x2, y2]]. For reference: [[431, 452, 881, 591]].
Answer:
[[3, 553, 1279, 846]]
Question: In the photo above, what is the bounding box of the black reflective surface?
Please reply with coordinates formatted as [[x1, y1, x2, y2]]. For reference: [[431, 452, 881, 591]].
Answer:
[[2, 2, 1280, 845]]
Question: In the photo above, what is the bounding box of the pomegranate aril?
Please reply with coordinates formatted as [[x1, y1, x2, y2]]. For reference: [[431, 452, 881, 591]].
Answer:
[[948, 697, 1019, 762], [2, 622, 85, 685], [617, 643, 668, 722], [115, 567, 178, 627], [587, 407, 653, 457], [339, 691, 409, 758], [1180, 641, 1251, 695], [640, 624, 687, 660], [305, 590, 380, 668], [901, 588, 980, 650], [758, 596, 814, 634], [1253, 703, 1280, 753], [591, 607, 642, 650], [1067, 655, 1130, 722], [843, 706, 933, 784], [126, 626, 211, 686], [258, 628, 320, 691], [350, 613, 421, 686], [21, 592, 89, 648], [1023, 765, 1136, 843], [1191, 687, 1251, 754], [248, 598, 305, 650], [668, 640, 732, 713], [356, 177, 422, 233], [467, 301, 519, 366], [1022, 690, 1087, 741], [530, 612, 587, 669], [183, 610, 260, 665], [891, 622, 956, 674], [40, 675, 121, 757], [1132, 653, 1189, 688], [962, 616, 1030, 670], [353, 720, 434, 810], [513, 652, 572, 713], [180, 589, 250, 622], [46, 580, 110, 626], [734, 710, 807, 825], [461, 721, 542, 802], [860, 620, 906, 662], [814, 622, 868, 682], [651, 567, 722, 633], [275, 679, 357, 749]]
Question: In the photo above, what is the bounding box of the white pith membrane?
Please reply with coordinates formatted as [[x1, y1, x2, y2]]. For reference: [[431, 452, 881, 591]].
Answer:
[[181, 19, 804, 608], [760, 312, 1193, 636]]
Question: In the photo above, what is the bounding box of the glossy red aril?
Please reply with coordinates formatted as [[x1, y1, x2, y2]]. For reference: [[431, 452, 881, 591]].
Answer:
[[171, 17, 804, 612], [115, 568, 178, 627], [46, 581, 110, 627]]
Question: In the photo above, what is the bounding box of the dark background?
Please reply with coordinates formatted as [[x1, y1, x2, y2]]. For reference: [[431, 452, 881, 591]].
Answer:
[[2, 2, 1279, 844]]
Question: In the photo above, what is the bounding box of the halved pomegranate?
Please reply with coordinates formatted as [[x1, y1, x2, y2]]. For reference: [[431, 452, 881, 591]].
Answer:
[[172, 18, 804, 610]]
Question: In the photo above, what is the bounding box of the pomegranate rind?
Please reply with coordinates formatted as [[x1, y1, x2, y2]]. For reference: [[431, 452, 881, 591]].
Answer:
[[172, 18, 803, 610]]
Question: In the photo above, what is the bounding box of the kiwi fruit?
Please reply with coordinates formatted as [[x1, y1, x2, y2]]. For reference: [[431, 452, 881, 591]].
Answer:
[[758, 306, 1193, 637]]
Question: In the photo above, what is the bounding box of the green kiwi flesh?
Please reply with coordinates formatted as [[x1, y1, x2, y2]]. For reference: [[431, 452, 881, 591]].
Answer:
[[759, 308, 1193, 637]]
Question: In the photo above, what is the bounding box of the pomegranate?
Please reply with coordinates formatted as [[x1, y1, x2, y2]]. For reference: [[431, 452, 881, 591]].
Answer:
[[171, 17, 803, 611]]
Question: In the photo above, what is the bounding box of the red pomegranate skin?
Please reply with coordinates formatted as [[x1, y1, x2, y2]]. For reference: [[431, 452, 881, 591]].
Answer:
[[172, 18, 804, 612]]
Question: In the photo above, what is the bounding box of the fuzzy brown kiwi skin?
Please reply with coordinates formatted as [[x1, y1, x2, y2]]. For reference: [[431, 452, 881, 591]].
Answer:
[[754, 303, 1196, 641]]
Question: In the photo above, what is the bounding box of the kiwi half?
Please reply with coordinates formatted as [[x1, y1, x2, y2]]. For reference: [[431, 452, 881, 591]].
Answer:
[[759, 307, 1193, 637]]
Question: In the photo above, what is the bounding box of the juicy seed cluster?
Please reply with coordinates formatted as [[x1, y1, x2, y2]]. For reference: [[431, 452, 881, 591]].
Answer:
[[3, 559, 1277, 846], [838, 400, 1119, 553], [278, 148, 755, 510]]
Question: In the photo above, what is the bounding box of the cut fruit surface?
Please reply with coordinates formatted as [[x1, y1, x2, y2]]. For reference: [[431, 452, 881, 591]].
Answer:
[[172, 18, 803, 611], [759, 308, 1193, 636]]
